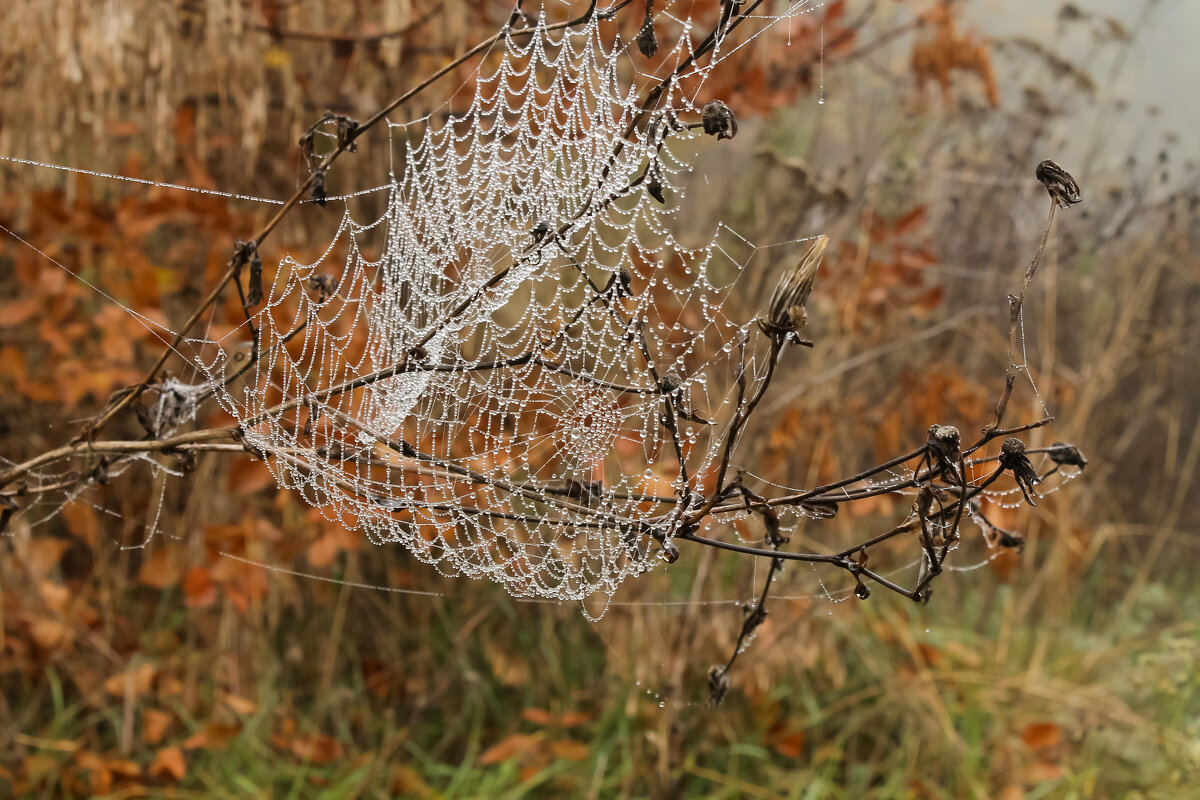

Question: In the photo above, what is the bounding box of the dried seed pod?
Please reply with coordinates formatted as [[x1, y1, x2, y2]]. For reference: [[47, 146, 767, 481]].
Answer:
[[708, 664, 730, 706], [659, 371, 683, 394], [762, 236, 827, 339], [701, 100, 738, 141], [298, 130, 316, 162], [335, 115, 359, 152], [915, 484, 935, 517], [617, 266, 633, 297], [245, 248, 263, 308], [1048, 442, 1087, 469], [800, 500, 838, 519], [647, 175, 666, 204], [1035, 159, 1082, 208], [763, 508, 788, 547], [637, 2, 657, 58], [311, 170, 328, 207]]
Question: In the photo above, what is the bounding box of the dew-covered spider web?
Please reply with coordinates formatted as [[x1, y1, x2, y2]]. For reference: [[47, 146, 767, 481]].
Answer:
[[185, 2, 829, 611]]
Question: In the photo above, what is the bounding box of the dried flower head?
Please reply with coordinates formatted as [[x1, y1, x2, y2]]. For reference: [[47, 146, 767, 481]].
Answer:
[[999, 437, 1041, 506], [762, 235, 828, 340], [1036, 159, 1082, 209], [926, 424, 962, 482], [701, 100, 738, 141]]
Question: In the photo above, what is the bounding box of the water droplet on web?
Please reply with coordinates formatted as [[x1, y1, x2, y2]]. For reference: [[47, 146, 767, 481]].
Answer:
[[818, 92, 826, 105]]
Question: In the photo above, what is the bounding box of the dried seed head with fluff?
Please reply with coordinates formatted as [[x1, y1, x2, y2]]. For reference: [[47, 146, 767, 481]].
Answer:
[[761, 235, 828, 340]]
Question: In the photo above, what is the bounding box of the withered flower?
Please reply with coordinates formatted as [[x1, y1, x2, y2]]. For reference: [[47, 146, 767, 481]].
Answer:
[[708, 664, 730, 706], [761, 235, 828, 341], [999, 437, 1041, 506], [1048, 441, 1087, 469], [1035, 159, 1082, 209], [701, 100, 738, 141], [926, 424, 962, 482]]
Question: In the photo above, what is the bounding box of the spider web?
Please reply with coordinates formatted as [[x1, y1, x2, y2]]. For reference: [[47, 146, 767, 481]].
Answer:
[[188, 4, 822, 613]]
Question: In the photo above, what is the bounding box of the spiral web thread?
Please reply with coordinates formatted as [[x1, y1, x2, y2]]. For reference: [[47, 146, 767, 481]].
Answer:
[[192, 3, 823, 613]]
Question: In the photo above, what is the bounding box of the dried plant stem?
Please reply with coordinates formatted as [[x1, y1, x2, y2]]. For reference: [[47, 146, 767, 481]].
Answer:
[[0, 428, 237, 488], [985, 196, 1058, 436]]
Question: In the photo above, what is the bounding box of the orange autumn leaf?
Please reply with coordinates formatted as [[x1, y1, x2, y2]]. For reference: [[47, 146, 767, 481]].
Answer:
[[771, 730, 806, 759], [290, 733, 344, 765], [138, 546, 183, 590], [103, 758, 142, 779], [306, 530, 343, 568], [549, 740, 589, 761], [104, 662, 157, 698], [183, 566, 217, 608], [220, 691, 257, 715], [141, 708, 174, 745], [558, 711, 591, 727], [521, 708, 554, 726], [227, 458, 277, 494], [0, 298, 40, 328], [1021, 721, 1063, 751], [182, 722, 241, 751], [149, 747, 186, 782], [479, 733, 541, 766], [28, 617, 73, 650]]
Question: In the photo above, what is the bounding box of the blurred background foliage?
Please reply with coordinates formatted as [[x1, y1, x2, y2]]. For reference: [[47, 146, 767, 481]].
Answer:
[[0, 0, 1197, 797]]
